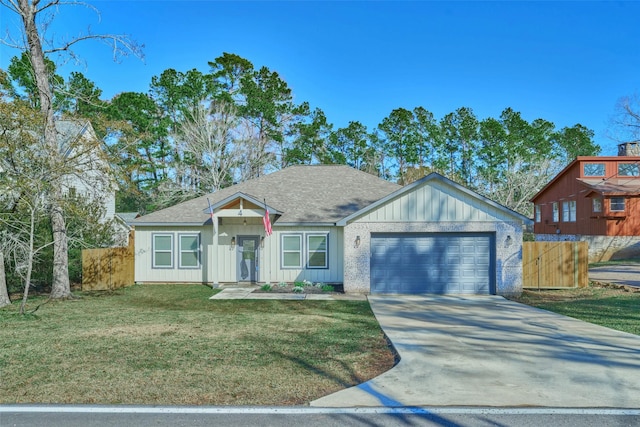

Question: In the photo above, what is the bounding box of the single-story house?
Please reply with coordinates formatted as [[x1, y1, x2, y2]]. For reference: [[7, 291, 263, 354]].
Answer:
[[132, 165, 530, 295]]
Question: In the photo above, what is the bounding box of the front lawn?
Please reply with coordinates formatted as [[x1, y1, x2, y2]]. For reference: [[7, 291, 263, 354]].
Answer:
[[0, 284, 394, 405], [510, 285, 640, 336]]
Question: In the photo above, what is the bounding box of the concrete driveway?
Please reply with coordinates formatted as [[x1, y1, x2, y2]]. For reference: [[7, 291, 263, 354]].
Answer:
[[590, 263, 640, 288], [311, 295, 640, 408]]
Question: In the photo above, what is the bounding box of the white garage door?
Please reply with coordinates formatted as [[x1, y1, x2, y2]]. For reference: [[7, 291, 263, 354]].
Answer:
[[370, 233, 494, 294]]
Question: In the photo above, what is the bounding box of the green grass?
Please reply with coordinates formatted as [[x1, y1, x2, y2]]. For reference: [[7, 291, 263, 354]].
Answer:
[[0, 285, 394, 405], [510, 286, 640, 336], [588, 258, 640, 268]]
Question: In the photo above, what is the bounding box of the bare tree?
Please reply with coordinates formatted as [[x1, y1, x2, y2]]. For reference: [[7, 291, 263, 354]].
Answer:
[[484, 157, 561, 217], [1, 188, 54, 314], [608, 94, 640, 144], [236, 117, 276, 182], [171, 101, 241, 193], [0, 0, 142, 299]]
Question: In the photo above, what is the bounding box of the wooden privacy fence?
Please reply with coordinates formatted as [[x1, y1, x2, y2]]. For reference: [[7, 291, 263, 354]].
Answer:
[[523, 242, 589, 289], [82, 232, 134, 291]]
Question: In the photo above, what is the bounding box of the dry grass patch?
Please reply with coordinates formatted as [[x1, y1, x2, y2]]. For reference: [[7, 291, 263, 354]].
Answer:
[[0, 284, 394, 405]]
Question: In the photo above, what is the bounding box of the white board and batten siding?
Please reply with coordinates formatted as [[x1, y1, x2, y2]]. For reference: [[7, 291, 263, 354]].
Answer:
[[255, 226, 344, 285], [356, 180, 515, 223], [135, 224, 344, 285], [135, 226, 210, 284]]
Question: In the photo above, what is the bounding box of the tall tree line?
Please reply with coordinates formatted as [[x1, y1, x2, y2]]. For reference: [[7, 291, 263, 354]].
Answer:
[[2, 51, 601, 217], [89, 57, 599, 216]]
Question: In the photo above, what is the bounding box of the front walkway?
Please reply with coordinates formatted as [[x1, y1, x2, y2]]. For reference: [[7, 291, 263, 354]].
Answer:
[[209, 287, 367, 301]]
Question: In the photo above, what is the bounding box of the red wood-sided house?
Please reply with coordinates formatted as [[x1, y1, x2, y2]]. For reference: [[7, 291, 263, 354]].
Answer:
[[531, 143, 640, 260]]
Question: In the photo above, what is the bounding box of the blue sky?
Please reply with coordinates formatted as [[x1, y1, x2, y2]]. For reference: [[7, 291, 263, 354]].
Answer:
[[2, 1, 640, 154]]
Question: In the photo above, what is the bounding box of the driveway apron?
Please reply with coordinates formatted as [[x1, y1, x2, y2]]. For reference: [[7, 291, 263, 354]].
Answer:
[[311, 295, 640, 408]]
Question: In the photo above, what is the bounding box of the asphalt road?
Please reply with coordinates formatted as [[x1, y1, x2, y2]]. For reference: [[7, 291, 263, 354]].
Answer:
[[1, 406, 639, 427], [589, 264, 640, 287]]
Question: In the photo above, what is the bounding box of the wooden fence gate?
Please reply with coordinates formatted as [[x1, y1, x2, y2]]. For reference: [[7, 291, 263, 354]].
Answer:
[[522, 241, 589, 289], [82, 231, 134, 291]]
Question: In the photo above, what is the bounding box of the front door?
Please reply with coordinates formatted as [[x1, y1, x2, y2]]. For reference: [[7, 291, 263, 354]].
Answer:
[[237, 236, 260, 282]]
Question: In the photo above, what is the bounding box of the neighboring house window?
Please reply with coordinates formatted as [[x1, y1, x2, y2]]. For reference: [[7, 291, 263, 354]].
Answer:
[[618, 163, 640, 176], [535, 205, 541, 223], [562, 200, 576, 222], [307, 234, 328, 269], [281, 234, 302, 268], [552, 202, 559, 223], [592, 198, 602, 213], [583, 163, 605, 176], [179, 233, 200, 268], [610, 197, 626, 212], [153, 234, 173, 268]]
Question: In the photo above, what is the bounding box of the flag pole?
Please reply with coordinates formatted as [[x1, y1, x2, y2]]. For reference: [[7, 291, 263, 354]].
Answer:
[[207, 198, 216, 236]]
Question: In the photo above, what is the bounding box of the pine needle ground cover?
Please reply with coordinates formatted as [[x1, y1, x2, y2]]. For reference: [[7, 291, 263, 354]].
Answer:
[[0, 285, 394, 405], [510, 285, 640, 336]]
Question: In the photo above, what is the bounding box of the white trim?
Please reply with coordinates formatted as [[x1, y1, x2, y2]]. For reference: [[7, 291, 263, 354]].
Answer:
[[178, 233, 201, 269], [306, 233, 329, 269], [152, 233, 173, 269], [281, 234, 303, 269]]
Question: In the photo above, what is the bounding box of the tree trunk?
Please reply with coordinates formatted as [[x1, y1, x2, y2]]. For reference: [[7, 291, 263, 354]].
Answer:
[[19, 0, 72, 298], [50, 205, 71, 298], [0, 251, 10, 308]]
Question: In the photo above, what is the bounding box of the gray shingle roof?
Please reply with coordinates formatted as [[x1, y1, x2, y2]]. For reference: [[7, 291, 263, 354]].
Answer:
[[133, 165, 401, 225]]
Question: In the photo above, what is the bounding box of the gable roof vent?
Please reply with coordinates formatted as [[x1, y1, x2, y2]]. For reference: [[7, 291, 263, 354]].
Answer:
[[618, 141, 640, 156]]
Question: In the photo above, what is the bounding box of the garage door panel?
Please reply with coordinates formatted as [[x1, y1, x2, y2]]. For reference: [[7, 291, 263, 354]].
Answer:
[[371, 233, 494, 295]]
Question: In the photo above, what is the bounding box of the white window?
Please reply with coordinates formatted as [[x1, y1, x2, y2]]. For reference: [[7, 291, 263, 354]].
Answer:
[[179, 234, 200, 268], [307, 234, 328, 269], [562, 200, 576, 222], [610, 197, 626, 212], [592, 198, 602, 213], [153, 234, 173, 268], [281, 234, 302, 268], [535, 205, 541, 223], [552, 202, 559, 223]]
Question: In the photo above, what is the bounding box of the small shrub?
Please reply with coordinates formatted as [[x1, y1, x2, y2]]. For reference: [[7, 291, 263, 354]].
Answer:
[[302, 279, 313, 287], [261, 284, 272, 292], [277, 282, 288, 288], [314, 282, 325, 288], [321, 285, 334, 293], [294, 281, 305, 288], [292, 286, 304, 293]]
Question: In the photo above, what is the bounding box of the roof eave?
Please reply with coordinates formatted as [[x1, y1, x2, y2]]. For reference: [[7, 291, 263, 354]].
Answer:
[[206, 191, 282, 215], [274, 222, 337, 227], [132, 222, 205, 227]]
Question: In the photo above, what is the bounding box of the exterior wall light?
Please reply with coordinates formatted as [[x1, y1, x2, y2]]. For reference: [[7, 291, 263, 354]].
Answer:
[[261, 236, 265, 248], [231, 237, 236, 249], [355, 235, 361, 248]]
